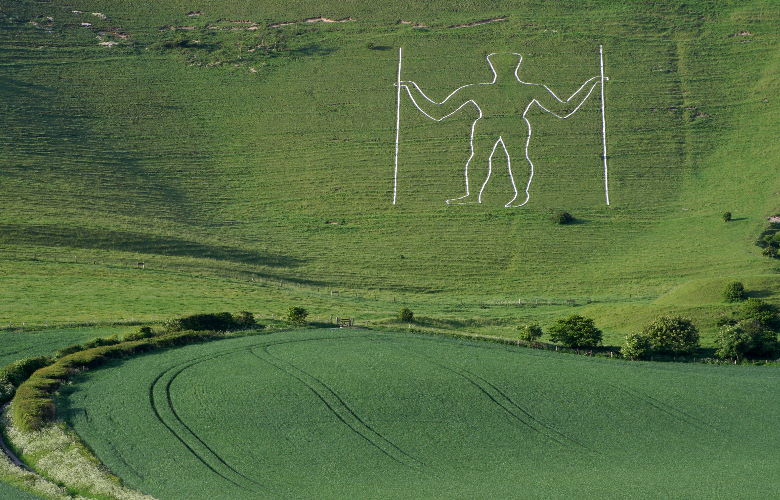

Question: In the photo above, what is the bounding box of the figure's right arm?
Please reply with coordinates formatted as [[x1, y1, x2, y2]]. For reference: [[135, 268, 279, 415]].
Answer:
[[400, 81, 473, 121]]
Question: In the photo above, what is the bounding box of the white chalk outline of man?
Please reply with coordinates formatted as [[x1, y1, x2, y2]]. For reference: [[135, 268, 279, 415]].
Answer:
[[399, 52, 606, 207]]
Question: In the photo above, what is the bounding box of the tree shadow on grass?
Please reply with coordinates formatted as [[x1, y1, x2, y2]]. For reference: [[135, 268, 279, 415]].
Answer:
[[0, 224, 303, 268], [289, 44, 336, 57], [746, 289, 774, 299], [0, 77, 53, 97]]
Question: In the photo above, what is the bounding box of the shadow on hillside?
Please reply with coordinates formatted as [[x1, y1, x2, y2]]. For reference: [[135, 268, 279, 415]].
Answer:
[[0, 77, 52, 97], [413, 316, 507, 329], [0, 224, 303, 268], [289, 44, 336, 57], [747, 289, 774, 299]]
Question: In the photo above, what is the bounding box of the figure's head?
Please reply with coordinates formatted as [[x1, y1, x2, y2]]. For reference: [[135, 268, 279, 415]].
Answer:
[[486, 52, 523, 81]]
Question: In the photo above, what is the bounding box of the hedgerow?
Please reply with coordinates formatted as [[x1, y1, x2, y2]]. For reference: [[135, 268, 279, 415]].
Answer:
[[11, 330, 227, 432], [0, 356, 51, 405]]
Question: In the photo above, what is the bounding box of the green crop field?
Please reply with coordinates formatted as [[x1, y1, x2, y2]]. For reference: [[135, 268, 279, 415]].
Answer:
[[60, 329, 779, 499]]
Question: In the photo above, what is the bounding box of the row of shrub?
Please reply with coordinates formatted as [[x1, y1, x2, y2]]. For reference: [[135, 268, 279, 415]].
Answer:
[[713, 298, 780, 361], [0, 338, 138, 408], [518, 315, 603, 348], [621, 299, 779, 361], [620, 316, 700, 359], [513, 298, 780, 362]]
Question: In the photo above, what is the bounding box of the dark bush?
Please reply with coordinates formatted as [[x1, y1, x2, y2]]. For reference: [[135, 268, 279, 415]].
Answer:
[[737, 298, 780, 330], [553, 211, 574, 225], [548, 315, 602, 348], [642, 316, 699, 355], [165, 312, 249, 332], [125, 326, 156, 341], [399, 307, 414, 323], [286, 306, 308, 325], [716, 315, 737, 327], [722, 211, 732, 222], [715, 319, 779, 361], [234, 311, 257, 328], [723, 281, 746, 302], [81, 336, 122, 349], [755, 217, 780, 257], [518, 323, 543, 342]]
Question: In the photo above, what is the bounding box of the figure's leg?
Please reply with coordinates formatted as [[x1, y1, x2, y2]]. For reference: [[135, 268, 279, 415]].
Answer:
[[446, 129, 497, 205], [503, 119, 534, 208]]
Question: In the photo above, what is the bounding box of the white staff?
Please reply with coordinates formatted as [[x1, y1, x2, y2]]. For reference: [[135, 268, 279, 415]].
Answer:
[[392, 47, 402, 205], [599, 45, 610, 206]]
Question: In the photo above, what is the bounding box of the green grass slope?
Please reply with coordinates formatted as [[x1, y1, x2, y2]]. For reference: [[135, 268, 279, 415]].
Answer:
[[61, 329, 780, 499], [0, 0, 779, 340]]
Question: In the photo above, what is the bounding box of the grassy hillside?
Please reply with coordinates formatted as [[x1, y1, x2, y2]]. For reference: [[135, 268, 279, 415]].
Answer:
[[61, 328, 780, 499], [1, 0, 779, 342]]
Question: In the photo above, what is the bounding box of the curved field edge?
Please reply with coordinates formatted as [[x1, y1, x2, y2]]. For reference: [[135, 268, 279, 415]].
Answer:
[[1, 327, 274, 500], [0, 326, 143, 499], [62, 328, 780, 499]]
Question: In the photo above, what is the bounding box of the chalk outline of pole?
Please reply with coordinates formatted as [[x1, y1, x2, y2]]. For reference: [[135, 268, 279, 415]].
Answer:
[[393, 47, 402, 205], [599, 44, 610, 206]]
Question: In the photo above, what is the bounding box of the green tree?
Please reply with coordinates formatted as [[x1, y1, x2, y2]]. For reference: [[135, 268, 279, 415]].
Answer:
[[286, 306, 308, 325], [399, 307, 414, 322], [715, 319, 778, 361], [722, 211, 732, 222], [737, 298, 780, 330], [518, 323, 543, 342], [723, 281, 746, 302], [548, 315, 602, 348], [642, 316, 699, 355], [621, 333, 652, 360]]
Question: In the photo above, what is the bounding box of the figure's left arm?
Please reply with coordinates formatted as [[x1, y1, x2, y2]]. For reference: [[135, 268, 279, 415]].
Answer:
[[532, 76, 604, 118], [400, 81, 475, 121]]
